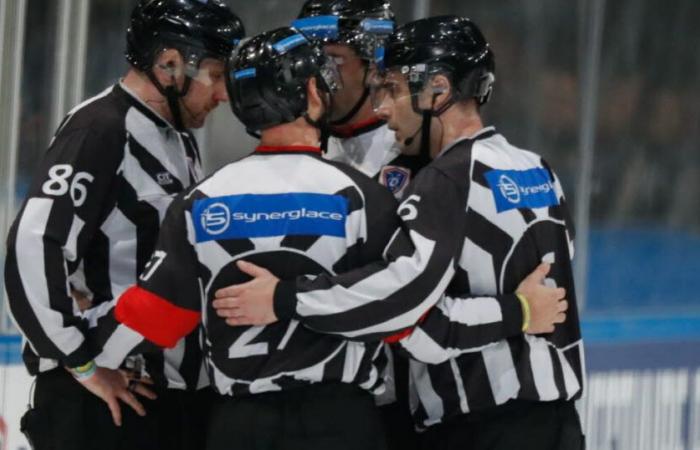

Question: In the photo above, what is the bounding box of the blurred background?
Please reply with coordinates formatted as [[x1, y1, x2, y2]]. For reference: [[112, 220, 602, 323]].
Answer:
[[1, 0, 699, 448]]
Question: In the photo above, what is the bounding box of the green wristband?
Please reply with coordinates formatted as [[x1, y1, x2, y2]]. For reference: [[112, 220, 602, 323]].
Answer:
[[69, 360, 96, 381]]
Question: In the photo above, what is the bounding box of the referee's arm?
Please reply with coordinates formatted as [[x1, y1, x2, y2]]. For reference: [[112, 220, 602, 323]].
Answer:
[[4, 127, 123, 368]]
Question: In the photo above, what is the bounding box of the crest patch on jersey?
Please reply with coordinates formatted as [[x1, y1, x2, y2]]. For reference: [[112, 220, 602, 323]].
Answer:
[[193, 193, 348, 242], [484, 167, 559, 213], [379, 166, 411, 197]]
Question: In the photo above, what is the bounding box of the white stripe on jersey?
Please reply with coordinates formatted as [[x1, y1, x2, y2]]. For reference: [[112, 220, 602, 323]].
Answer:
[[101, 206, 138, 299], [94, 324, 144, 369], [63, 216, 85, 262], [16, 198, 85, 355]]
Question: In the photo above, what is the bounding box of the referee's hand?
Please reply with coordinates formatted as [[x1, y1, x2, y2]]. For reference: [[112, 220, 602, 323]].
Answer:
[[76, 367, 156, 426], [516, 263, 568, 334], [213, 260, 280, 326]]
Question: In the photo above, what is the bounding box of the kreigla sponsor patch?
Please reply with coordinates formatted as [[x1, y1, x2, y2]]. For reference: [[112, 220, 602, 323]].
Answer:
[[484, 167, 559, 213]]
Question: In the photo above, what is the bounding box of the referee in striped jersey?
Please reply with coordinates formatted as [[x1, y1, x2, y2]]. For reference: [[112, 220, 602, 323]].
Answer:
[[215, 15, 585, 450], [4, 1, 243, 448]]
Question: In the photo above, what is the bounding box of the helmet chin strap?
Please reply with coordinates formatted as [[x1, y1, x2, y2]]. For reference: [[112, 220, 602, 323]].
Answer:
[[305, 84, 335, 152], [329, 63, 370, 127], [408, 90, 449, 164], [146, 68, 193, 132]]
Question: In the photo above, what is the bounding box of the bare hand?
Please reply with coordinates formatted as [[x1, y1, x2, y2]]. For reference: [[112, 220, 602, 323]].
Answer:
[[76, 367, 157, 426], [120, 368, 157, 401], [212, 260, 280, 326], [516, 263, 568, 334]]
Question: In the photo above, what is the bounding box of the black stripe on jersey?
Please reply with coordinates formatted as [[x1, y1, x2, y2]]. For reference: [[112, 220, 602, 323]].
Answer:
[[84, 230, 114, 303], [509, 337, 538, 400], [335, 185, 365, 214], [22, 345, 41, 375], [181, 133, 201, 185], [445, 266, 470, 297], [332, 240, 365, 274], [44, 203, 84, 328], [470, 160, 493, 189], [115, 176, 161, 276], [518, 208, 537, 224], [548, 344, 568, 399], [181, 327, 204, 390], [355, 344, 386, 390], [457, 353, 496, 410], [145, 352, 167, 388], [215, 239, 256, 259], [319, 343, 350, 382], [127, 135, 184, 195]]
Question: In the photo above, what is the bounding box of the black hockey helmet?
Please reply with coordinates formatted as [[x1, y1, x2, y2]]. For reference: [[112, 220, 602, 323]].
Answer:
[[383, 15, 495, 106], [226, 27, 342, 135], [293, 0, 395, 61], [125, 0, 244, 131], [126, 0, 245, 71]]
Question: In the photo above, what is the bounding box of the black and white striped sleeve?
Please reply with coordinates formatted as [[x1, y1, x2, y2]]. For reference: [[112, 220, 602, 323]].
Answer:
[[92, 193, 203, 369], [4, 126, 124, 368], [273, 166, 472, 340], [396, 293, 524, 364]]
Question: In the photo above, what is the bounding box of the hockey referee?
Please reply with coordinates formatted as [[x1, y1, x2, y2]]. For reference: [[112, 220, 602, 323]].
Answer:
[[4, 1, 244, 449], [215, 15, 584, 450]]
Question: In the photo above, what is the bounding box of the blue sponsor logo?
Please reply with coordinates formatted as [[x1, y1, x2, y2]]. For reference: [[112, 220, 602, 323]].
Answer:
[[193, 193, 348, 242], [272, 33, 308, 54], [233, 68, 256, 80], [484, 168, 559, 213], [292, 16, 340, 40], [360, 19, 395, 35]]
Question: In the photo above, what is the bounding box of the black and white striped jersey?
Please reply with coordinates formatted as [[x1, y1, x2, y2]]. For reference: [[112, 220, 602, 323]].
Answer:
[[4, 82, 206, 389], [326, 120, 426, 200], [273, 127, 584, 427], [325, 119, 428, 408], [94, 146, 402, 397]]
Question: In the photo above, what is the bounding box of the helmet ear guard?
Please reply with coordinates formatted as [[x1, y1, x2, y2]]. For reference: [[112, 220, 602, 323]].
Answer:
[[474, 71, 495, 105]]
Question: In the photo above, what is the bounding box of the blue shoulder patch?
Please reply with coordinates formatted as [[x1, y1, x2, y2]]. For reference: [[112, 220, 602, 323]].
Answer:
[[484, 167, 559, 213], [192, 193, 348, 242]]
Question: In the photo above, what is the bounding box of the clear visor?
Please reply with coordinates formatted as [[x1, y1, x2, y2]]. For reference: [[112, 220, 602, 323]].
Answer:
[[368, 69, 417, 112], [320, 56, 343, 93]]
